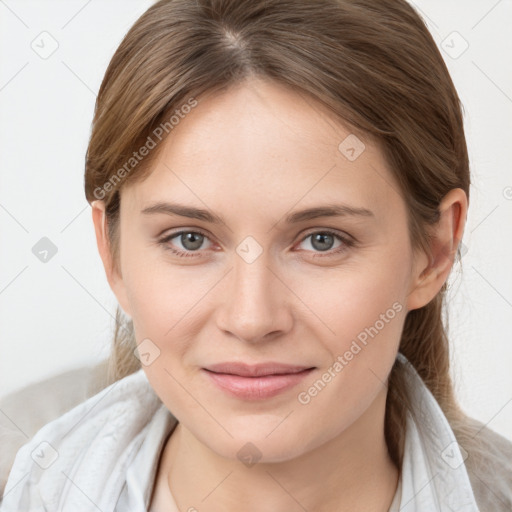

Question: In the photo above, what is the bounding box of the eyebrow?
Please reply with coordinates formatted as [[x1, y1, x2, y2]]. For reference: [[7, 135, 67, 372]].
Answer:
[[141, 202, 374, 224]]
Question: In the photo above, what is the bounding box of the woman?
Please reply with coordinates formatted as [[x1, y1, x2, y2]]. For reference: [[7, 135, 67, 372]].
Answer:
[[2, 0, 511, 510]]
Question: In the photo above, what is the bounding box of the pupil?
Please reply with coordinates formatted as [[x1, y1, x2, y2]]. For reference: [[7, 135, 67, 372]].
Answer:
[[312, 233, 333, 251], [182, 232, 203, 250]]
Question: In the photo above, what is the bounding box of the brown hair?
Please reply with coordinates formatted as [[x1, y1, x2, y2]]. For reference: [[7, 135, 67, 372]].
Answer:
[[84, 0, 480, 472]]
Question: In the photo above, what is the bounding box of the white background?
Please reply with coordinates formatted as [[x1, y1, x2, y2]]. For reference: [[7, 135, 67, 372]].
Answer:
[[0, 0, 511, 442]]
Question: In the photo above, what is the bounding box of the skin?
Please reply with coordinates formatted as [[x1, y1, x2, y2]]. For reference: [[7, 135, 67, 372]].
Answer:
[[92, 77, 467, 512]]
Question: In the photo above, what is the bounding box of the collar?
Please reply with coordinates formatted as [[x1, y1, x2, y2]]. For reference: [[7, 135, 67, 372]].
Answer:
[[390, 353, 479, 511]]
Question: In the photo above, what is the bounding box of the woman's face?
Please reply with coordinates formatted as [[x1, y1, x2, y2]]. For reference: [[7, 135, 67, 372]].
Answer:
[[106, 78, 423, 462]]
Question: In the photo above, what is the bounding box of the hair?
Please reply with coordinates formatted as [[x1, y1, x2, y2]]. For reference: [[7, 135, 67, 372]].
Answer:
[[84, 0, 485, 473]]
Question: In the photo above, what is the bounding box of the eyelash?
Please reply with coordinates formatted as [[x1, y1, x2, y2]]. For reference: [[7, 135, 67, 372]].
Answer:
[[157, 229, 355, 259]]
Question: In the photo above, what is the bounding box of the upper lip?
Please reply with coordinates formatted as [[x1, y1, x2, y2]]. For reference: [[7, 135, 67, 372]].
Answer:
[[204, 362, 314, 377]]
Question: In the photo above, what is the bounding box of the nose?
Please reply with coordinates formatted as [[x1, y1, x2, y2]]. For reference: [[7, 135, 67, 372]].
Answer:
[[215, 250, 293, 344]]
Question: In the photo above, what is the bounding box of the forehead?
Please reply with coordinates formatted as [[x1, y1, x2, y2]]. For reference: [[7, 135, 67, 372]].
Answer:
[[121, 79, 404, 224]]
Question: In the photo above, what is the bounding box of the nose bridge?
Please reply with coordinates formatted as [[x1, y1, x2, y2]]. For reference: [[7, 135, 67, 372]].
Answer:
[[218, 248, 290, 342]]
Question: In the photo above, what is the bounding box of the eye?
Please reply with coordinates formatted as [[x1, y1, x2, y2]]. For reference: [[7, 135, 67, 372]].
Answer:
[[158, 229, 354, 259], [158, 230, 213, 258], [296, 230, 354, 257]]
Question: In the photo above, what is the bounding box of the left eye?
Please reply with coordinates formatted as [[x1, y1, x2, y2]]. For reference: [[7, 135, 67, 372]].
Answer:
[[298, 231, 345, 253]]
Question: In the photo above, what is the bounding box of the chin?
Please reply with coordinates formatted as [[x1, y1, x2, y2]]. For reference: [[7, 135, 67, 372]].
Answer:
[[190, 421, 306, 464]]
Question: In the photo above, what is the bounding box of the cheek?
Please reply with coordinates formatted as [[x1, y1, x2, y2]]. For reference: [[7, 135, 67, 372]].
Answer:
[[289, 246, 411, 422], [290, 264, 409, 452], [120, 247, 224, 386], [292, 249, 410, 345], [121, 254, 204, 407], [121, 238, 193, 324]]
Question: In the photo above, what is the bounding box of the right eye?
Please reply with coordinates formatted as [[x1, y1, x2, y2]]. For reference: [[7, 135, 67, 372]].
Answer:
[[158, 230, 213, 257]]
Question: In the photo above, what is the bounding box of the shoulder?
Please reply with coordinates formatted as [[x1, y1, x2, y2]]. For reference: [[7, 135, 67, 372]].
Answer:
[[1, 368, 163, 510], [0, 361, 110, 497], [396, 355, 512, 509], [462, 417, 512, 511]]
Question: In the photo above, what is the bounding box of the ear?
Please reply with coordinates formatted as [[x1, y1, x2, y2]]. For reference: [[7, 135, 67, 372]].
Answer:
[[91, 200, 133, 317], [406, 188, 468, 311]]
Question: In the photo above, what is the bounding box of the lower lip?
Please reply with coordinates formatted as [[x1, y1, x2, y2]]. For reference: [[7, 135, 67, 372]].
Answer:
[[203, 368, 314, 400]]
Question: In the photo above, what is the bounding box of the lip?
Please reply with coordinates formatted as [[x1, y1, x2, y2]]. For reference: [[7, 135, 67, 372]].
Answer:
[[202, 362, 315, 400], [205, 361, 312, 377]]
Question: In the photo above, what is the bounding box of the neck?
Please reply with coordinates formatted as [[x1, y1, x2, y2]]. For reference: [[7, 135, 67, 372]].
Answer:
[[160, 387, 399, 512]]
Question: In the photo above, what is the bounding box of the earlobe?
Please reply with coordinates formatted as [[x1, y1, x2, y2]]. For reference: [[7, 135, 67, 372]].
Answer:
[[406, 188, 468, 311]]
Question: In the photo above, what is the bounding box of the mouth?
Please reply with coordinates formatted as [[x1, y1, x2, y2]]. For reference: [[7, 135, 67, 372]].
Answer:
[[202, 362, 316, 400]]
